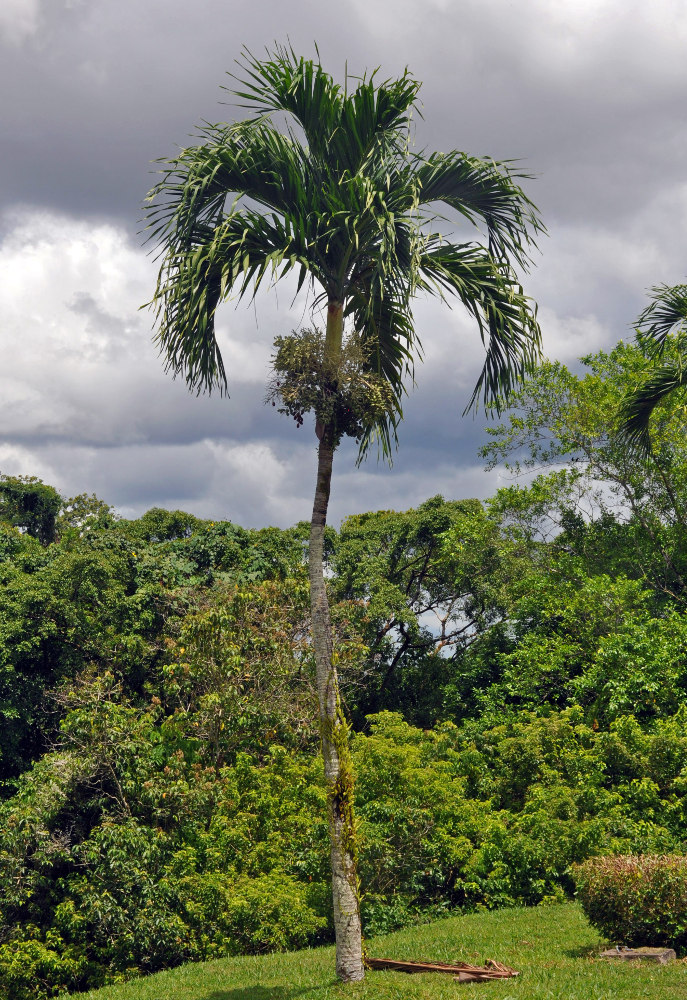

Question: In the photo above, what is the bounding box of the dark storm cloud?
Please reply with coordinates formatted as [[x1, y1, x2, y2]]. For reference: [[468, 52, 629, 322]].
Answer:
[[1, 0, 686, 523], [0, 0, 369, 228], [4, 0, 685, 230]]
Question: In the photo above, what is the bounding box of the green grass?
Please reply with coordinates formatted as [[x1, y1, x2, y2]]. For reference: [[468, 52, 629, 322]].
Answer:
[[74, 903, 687, 1000]]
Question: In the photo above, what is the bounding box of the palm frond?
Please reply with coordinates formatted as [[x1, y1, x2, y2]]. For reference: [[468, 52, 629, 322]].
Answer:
[[150, 208, 317, 394], [618, 361, 687, 454], [331, 69, 420, 174], [227, 45, 420, 175], [144, 121, 312, 245], [150, 241, 227, 395], [414, 152, 544, 270], [418, 240, 541, 411], [227, 44, 343, 156], [347, 284, 414, 463], [636, 282, 687, 357], [615, 281, 687, 453]]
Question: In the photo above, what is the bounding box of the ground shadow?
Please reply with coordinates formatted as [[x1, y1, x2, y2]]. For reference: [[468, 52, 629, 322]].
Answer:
[[202, 986, 324, 1000], [563, 944, 601, 958]]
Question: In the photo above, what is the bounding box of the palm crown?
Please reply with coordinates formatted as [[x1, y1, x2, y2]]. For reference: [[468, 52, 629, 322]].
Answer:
[[145, 44, 543, 456]]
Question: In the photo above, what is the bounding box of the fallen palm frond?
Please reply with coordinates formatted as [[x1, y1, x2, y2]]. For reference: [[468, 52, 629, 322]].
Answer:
[[365, 955, 519, 982]]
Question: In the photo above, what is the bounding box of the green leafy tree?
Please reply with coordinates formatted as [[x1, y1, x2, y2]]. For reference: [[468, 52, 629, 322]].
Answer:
[[0, 478, 314, 786], [0, 475, 62, 545], [145, 45, 542, 980], [482, 345, 687, 605], [333, 496, 536, 726], [56, 492, 116, 537]]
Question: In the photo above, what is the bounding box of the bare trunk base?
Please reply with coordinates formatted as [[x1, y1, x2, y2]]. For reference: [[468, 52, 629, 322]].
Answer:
[[309, 428, 364, 983]]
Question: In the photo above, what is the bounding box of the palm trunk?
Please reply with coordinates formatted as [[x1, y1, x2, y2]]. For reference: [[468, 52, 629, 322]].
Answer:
[[308, 300, 364, 983]]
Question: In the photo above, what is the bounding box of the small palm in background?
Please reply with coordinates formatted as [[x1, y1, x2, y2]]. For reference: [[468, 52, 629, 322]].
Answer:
[[619, 282, 687, 452]]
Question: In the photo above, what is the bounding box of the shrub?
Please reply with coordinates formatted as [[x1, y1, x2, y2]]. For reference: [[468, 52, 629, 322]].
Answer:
[[575, 854, 687, 950], [0, 935, 94, 1000]]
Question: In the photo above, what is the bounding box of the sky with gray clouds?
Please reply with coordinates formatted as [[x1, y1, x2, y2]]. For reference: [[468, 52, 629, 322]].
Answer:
[[1, 0, 686, 527]]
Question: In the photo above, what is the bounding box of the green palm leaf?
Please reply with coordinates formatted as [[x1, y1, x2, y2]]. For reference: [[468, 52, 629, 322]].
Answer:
[[617, 281, 687, 453], [418, 241, 541, 410], [228, 44, 420, 174], [636, 282, 687, 356], [414, 152, 544, 269], [619, 362, 687, 453]]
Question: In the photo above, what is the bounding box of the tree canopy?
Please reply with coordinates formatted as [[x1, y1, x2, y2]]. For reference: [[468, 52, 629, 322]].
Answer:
[[4, 428, 687, 996]]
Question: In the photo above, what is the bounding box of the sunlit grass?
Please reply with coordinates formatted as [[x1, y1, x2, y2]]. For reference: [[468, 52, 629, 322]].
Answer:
[[75, 903, 687, 1000]]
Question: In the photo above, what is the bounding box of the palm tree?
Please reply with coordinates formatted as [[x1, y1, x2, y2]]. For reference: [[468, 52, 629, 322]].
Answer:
[[619, 282, 687, 452], [145, 44, 542, 982]]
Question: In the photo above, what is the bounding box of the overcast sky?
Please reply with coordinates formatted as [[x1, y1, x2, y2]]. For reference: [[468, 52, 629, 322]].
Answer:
[[1, 0, 686, 527]]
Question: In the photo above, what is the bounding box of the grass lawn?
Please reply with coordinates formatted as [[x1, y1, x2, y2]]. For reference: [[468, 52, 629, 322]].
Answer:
[[74, 903, 687, 1000]]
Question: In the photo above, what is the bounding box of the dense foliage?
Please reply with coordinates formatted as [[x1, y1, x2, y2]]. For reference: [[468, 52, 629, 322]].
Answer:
[[575, 855, 687, 950], [2, 337, 687, 996]]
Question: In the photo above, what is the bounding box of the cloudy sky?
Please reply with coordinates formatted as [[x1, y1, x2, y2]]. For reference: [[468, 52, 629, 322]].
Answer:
[[1, 0, 686, 527]]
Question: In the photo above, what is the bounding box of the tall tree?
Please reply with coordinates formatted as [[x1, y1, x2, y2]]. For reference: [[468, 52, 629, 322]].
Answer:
[[144, 45, 542, 981], [619, 282, 687, 451], [0, 474, 61, 545]]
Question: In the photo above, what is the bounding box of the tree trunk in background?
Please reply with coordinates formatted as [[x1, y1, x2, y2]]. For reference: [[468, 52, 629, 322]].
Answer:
[[309, 299, 364, 983]]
